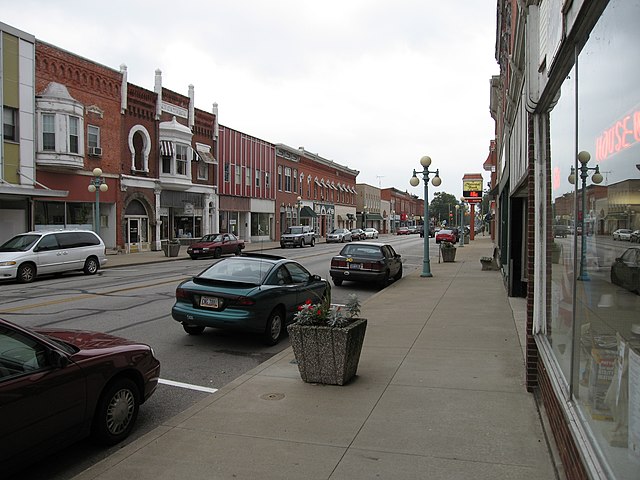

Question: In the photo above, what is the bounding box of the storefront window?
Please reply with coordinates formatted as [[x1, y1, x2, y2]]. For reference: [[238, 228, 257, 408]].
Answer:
[[549, 65, 577, 386], [548, 1, 640, 477], [251, 213, 271, 237]]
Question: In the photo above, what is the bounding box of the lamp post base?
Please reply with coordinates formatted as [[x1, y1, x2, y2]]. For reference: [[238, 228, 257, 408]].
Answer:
[[420, 260, 432, 277]]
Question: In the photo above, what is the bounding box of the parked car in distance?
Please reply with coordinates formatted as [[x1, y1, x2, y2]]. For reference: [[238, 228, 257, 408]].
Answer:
[[0, 229, 107, 283], [350, 228, 366, 240], [631, 230, 640, 243], [280, 225, 315, 248], [610, 247, 640, 294], [613, 228, 633, 241], [330, 241, 402, 288], [171, 253, 330, 345], [553, 224, 570, 238], [396, 226, 410, 235], [326, 228, 353, 243], [186, 233, 245, 259], [363, 228, 379, 239], [436, 229, 457, 244], [407, 226, 417, 234], [0, 317, 160, 476]]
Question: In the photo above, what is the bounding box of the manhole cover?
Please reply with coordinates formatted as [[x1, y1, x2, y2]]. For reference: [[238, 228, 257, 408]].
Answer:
[[260, 392, 285, 401]]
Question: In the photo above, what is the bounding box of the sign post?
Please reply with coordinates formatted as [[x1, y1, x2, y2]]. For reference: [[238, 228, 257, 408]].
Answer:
[[462, 174, 484, 241]]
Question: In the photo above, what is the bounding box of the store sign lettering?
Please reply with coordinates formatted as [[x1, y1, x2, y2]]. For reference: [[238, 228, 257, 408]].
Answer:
[[595, 109, 640, 161]]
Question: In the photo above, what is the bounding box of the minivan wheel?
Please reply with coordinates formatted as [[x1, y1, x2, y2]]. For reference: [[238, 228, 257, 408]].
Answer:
[[310, 237, 315, 247], [84, 257, 100, 275], [17, 263, 36, 283]]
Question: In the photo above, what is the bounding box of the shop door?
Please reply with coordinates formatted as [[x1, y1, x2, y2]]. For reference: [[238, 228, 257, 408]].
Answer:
[[128, 218, 140, 253], [126, 217, 150, 253]]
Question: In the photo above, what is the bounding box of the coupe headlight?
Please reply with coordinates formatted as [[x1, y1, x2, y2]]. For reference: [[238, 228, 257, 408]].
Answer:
[[0, 261, 17, 266]]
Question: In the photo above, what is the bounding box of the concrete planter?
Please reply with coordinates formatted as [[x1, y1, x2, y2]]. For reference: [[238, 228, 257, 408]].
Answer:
[[441, 246, 456, 262], [288, 318, 367, 385], [162, 242, 181, 257]]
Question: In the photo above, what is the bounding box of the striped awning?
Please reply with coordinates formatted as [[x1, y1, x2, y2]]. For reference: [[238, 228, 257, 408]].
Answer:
[[160, 140, 174, 157]]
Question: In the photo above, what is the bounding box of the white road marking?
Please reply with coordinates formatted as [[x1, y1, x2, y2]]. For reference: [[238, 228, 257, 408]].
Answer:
[[159, 378, 218, 393]]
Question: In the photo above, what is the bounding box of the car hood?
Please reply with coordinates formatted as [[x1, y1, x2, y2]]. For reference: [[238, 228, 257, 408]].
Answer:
[[0, 251, 28, 261], [35, 328, 146, 351]]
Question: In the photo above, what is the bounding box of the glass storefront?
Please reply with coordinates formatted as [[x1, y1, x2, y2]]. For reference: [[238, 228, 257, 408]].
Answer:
[[251, 212, 271, 237], [35, 201, 94, 230], [547, 2, 640, 477]]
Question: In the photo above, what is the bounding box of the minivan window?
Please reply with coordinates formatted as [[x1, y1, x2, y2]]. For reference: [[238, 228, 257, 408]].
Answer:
[[56, 232, 100, 248], [36, 235, 60, 252], [0, 234, 41, 252]]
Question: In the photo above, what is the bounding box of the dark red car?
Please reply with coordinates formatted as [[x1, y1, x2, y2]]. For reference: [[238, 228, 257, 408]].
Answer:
[[0, 318, 160, 476], [396, 227, 410, 235], [435, 229, 456, 243], [187, 233, 245, 259]]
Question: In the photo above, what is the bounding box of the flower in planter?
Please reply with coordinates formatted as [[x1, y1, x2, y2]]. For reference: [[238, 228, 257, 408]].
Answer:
[[440, 241, 456, 249], [294, 294, 360, 328]]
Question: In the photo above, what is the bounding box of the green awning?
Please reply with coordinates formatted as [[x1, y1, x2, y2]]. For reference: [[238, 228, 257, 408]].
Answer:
[[365, 213, 384, 221], [300, 206, 317, 217]]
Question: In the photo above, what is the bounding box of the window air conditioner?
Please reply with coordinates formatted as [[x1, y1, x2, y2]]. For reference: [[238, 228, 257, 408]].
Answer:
[[89, 147, 102, 156]]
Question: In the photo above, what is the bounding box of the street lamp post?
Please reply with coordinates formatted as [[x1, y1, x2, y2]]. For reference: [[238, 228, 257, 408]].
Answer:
[[390, 210, 395, 233], [459, 198, 465, 247], [410, 156, 442, 277], [568, 150, 603, 281], [296, 196, 302, 225], [87, 167, 108, 237], [363, 205, 367, 229]]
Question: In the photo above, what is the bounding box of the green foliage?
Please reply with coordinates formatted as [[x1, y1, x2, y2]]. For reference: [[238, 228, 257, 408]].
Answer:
[[295, 294, 360, 328], [429, 192, 460, 224]]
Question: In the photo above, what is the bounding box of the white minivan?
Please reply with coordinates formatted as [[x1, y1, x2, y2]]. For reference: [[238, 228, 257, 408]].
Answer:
[[0, 230, 107, 283]]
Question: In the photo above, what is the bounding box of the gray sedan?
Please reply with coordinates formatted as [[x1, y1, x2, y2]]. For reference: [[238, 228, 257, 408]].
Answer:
[[327, 228, 353, 243]]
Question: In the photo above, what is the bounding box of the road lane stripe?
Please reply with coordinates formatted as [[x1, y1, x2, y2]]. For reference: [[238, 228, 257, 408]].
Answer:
[[0, 277, 184, 313], [159, 378, 218, 393]]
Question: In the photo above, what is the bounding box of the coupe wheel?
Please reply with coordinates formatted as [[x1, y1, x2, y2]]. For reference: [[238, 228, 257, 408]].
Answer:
[[183, 324, 205, 335], [17, 263, 36, 283], [379, 271, 390, 288], [393, 265, 403, 281], [83, 257, 99, 275], [263, 308, 284, 345], [235, 246, 242, 255], [91, 378, 140, 445], [213, 247, 222, 258]]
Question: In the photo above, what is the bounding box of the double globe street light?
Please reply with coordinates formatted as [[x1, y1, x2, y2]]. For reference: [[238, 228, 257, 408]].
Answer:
[[410, 156, 441, 277], [568, 150, 603, 281], [87, 167, 108, 237]]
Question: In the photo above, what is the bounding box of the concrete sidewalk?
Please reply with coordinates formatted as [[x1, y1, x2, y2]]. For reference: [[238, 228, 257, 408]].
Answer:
[[77, 236, 558, 480]]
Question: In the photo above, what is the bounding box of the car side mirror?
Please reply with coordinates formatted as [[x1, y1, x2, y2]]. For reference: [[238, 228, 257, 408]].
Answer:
[[310, 274, 321, 282], [49, 350, 69, 369]]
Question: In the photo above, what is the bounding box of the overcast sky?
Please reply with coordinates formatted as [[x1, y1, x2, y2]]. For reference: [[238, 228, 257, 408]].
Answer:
[[2, 0, 498, 201]]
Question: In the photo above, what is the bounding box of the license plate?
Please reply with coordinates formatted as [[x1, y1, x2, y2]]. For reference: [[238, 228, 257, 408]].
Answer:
[[349, 263, 362, 270], [200, 296, 219, 308]]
